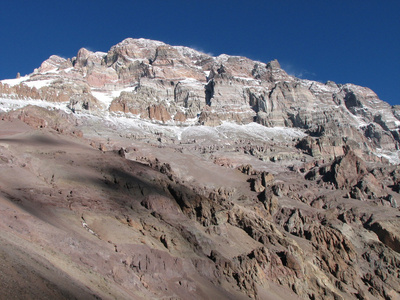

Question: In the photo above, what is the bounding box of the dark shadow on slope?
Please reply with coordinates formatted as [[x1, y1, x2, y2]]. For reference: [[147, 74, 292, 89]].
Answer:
[[61, 156, 172, 209], [0, 133, 81, 148]]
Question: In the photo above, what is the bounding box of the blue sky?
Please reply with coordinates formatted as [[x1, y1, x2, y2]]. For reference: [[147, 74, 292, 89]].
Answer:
[[1, 1, 399, 105]]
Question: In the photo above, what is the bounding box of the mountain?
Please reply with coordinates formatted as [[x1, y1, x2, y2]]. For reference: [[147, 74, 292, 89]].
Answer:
[[0, 38, 399, 299]]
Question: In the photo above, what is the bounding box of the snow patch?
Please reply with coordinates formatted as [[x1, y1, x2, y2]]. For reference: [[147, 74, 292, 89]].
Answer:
[[374, 149, 400, 165], [24, 79, 54, 89], [1, 76, 54, 90], [91, 91, 115, 107], [1, 76, 30, 87], [0, 96, 70, 112], [91, 85, 138, 107], [178, 78, 200, 84], [218, 121, 306, 141]]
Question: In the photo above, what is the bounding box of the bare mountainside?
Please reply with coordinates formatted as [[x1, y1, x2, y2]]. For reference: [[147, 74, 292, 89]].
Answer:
[[0, 38, 399, 299]]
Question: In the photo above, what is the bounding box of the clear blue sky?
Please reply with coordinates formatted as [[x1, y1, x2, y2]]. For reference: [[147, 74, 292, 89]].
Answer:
[[1, 0, 399, 105]]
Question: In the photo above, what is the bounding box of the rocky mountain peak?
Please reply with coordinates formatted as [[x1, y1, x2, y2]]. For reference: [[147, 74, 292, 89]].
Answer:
[[266, 58, 281, 69], [36, 55, 70, 73], [73, 47, 94, 68], [152, 45, 183, 65], [1, 37, 400, 160], [104, 38, 165, 65]]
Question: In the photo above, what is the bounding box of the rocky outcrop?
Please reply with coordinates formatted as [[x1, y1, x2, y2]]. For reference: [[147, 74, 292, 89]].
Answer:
[[147, 104, 171, 122], [37, 55, 72, 73], [2, 105, 82, 136], [330, 150, 369, 189], [68, 93, 103, 113], [369, 221, 400, 253]]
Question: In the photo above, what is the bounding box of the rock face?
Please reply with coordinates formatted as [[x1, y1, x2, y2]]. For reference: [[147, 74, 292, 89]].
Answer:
[[1, 37, 399, 157], [1, 38, 400, 300]]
